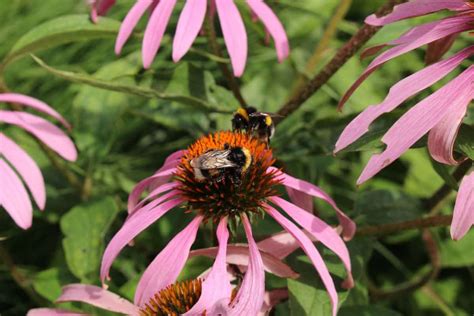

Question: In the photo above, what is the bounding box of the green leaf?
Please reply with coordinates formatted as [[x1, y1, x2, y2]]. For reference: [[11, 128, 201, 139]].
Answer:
[[60, 197, 119, 283], [354, 190, 422, 225], [32, 55, 230, 114], [2, 15, 121, 66], [33, 268, 73, 303], [455, 124, 474, 160], [339, 306, 402, 316], [440, 232, 474, 268]]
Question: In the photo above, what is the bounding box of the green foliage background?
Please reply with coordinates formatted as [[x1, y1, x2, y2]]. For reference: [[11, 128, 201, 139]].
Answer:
[[0, 0, 472, 315]]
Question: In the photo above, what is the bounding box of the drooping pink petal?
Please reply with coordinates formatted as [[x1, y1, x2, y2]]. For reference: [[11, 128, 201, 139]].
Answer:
[[56, 284, 139, 315], [215, 0, 248, 77], [172, 0, 207, 62], [358, 66, 474, 184], [0, 159, 32, 229], [130, 181, 179, 215], [339, 15, 473, 109], [189, 243, 299, 278], [96, 0, 117, 16], [142, 0, 178, 68], [265, 204, 338, 316], [135, 215, 203, 306], [0, 93, 71, 129], [335, 46, 474, 153], [259, 288, 288, 316], [246, 0, 289, 62], [184, 217, 232, 315], [100, 197, 183, 283], [425, 34, 458, 65], [27, 308, 85, 316], [115, 0, 154, 54], [227, 214, 265, 316], [257, 231, 300, 259], [365, 0, 469, 26], [286, 186, 313, 213], [270, 167, 356, 240], [0, 111, 77, 161], [450, 172, 474, 240], [271, 196, 353, 288], [127, 168, 176, 213], [0, 133, 45, 210], [427, 98, 469, 165]]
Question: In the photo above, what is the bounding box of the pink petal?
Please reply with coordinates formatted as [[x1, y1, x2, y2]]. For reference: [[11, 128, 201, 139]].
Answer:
[[184, 217, 232, 315], [365, 0, 469, 26], [127, 168, 176, 213], [142, 0, 178, 68], [115, 0, 153, 54], [427, 97, 469, 165], [335, 46, 474, 153], [0, 93, 70, 129], [172, 0, 207, 62], [246, 0, 289, 62], [339, 15, 473, 109], [259, 288, 288, 316], [215, 0, 248, 77], [358, 66, 474, 184], [96, 0, 117, 16], [189, 243, 299, 279], [135, 215, 203, 306], [227, 214, 265, 316], [257, 231, 300, 259], [130, 181, 179, 215], [56, 284, 139, 315], [286, 186, 313, 213], [271, 196, 354, 288], [0, 111, 77, 161], [0, 133, 45, 209], [265, 205, 338, 316], [0, 159, 32, 229], [27, 308, 85, 316], [100, 197, 183, 283], [127, 150, 183, 212], [450, 172, 474, 240], [271, 167, 356, 240]]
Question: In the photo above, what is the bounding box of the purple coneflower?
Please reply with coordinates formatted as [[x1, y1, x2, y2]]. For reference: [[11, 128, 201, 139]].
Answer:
[[28, 234, 299, 315], [334, 0, 474, 240], [91, 0, 289, 77], [101, 131, 355, 316], [0, 93, 77, 229]]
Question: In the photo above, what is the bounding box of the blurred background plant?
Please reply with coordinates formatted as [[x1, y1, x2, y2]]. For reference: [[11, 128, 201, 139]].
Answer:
[[0, 0, 472, 315]]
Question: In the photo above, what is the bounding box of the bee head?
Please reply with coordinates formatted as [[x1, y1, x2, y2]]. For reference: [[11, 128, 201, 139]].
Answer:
[[232, 107, 250, 130]]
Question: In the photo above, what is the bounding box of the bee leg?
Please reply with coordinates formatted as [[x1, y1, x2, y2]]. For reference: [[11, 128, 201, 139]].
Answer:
[[228, 168, 242, 185]]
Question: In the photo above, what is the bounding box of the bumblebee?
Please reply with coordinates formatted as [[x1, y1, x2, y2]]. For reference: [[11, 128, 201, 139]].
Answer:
[[190, 144, 252, 184], [232, 106, 277, 145]]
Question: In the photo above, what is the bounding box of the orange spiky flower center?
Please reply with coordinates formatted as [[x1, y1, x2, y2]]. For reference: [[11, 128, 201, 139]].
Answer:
[[175, 131, 280, 222], [139, 279, 203, 316]]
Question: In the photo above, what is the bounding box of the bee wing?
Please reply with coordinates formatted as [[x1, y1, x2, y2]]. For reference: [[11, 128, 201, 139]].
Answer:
[[248, 112, 284, 118], [197, 150, 238, 169]]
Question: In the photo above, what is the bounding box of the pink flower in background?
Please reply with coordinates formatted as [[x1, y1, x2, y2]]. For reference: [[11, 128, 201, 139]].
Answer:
[[92, 0, 289, 77], [0, 93, 77, 229], [334, 0, 474, 240], [100, 131, 355, 316]]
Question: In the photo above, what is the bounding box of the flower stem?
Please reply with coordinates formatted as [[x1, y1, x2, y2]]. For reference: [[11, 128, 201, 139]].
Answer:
[[287, 0, 353, 100], [276, 0, 407, 122], [356, 214, 452, 237], [205, 6, 247, 108]]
